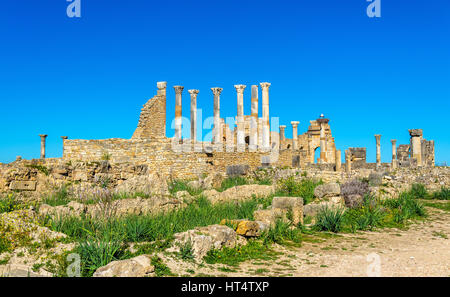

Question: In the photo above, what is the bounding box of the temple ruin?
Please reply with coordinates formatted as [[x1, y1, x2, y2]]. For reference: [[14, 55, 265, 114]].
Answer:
[[52, 81, 435, 178]]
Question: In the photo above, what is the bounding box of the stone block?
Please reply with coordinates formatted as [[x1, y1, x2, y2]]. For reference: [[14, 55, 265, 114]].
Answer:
[[9, 180, 37, 191]]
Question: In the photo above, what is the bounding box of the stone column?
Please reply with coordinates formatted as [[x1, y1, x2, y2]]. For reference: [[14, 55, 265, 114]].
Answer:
[[291, 121, 299, 150], [409, 129, 423, 166], [39, 134, 48, 159], [317, 116, 330, 164], [335, 149, 342, 172], [249, 85, 258, 151], [345, 149, 352, 174], [260, 82, 271, 150], [174, 86, 184, 141], [235, 85, 246, 151], [391, 139, 397, 169], [375, 134, 381, 169], [157, 81, 167, 96], [188, 90, 199, 143], [211, 87, 223, 145], [279, 125, 286, 142]]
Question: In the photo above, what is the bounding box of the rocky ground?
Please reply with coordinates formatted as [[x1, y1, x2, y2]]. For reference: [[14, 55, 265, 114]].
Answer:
[[0, 164, 449, 277], [158, 203, 449, 277]]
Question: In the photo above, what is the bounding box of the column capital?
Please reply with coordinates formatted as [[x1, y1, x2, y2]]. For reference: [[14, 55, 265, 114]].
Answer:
[[157, 81, 167, 90], [188, 89, 199, 96], [391, 139, 397, 144], [291, 121, 300, 127], [211, 87, 223, 95], [409, 129, 423, 137], [279, 125, 287, 129], [173, 86, 184, 94], [234, 84, 247, 93], [39, 134, 48, 138], [260, 82, 271, 90], [375, 134, 381, 140], [61, 136, 68, 140]]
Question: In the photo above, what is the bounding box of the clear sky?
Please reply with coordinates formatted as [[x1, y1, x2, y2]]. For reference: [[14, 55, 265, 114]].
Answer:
[[0, 0, 449, 164]]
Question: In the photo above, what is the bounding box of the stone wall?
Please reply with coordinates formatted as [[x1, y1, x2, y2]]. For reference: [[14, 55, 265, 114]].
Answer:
[[131, 92, 166, 139]]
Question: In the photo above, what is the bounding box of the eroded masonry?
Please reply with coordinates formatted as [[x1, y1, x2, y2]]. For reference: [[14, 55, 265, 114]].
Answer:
[[49, 82, 434, 178]]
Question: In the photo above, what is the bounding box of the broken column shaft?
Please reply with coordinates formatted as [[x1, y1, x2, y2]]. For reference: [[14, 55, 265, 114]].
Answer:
[[260, 82, 271, 150], [211, 87, 223, 145], [291, 121, 299, 150], [235, 85, 246, 151], [39, 134, 48, 159]]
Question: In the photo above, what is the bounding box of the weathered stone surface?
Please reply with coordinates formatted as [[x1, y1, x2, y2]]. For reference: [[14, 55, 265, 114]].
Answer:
[[39, 197, 184, 218], [0, 264, 53, 277], [93, 255, 155, 277], [204, 184, 275, 204], [314, 183, 341, 198], [369, 172, 383, 186], [235, 220, 268, 237], [253, 208, 287, 226], [226, 165, 250, 177], [272, 196, 304, 225], [9, 180, 36, 191], [170, 225, 245, 261], [115, 174, 169, 196]]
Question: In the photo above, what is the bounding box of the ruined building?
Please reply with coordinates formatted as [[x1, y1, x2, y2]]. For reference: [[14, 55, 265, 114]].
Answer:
[[43, 81, 433, 178]]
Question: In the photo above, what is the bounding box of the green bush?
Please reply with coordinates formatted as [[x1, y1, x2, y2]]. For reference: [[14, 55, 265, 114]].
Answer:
[[276, 177, 322, 205], [344, 205, 385, 231], [409, 183, 428, 199], [383, 191, 426, 223], [261, 219, 302, 245], [430, 187, 450, 200], [314, 206, 345, 233], [0, 194, 21, 213], [76, 236, 125, 277]]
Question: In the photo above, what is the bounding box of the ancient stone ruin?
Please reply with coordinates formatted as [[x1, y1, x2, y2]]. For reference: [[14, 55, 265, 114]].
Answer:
[[8, 81, 436, 184]]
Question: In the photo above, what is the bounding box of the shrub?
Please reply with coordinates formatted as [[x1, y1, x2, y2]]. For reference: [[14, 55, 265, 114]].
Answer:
[[314, 206, 345, 233], [179, 240, 194, 261], [261, 219, 302, 245], [77, 236, 124, 277], [430, 187, 450, 200], [0, 194, 21, 213], [341, 179, 370, 208], [276, 177, 322, 205], [409, 183, 428, 199], [344, 205, 385, 231], [383, 191, 426, 223]]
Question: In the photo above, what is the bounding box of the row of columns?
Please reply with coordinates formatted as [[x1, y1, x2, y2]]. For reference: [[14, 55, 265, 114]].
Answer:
[[172, 83, 271, 150], [38, 135, 68, 159]]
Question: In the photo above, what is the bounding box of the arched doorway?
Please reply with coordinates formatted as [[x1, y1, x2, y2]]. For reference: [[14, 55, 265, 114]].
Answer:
[[314, 146, 321, 164]]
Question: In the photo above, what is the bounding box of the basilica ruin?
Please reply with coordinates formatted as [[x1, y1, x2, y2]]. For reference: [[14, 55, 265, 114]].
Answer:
[[37, 81, 435, 179]]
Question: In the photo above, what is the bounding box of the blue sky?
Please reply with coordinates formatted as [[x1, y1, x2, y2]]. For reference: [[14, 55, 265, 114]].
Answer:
[[0, 0, 449, 164]]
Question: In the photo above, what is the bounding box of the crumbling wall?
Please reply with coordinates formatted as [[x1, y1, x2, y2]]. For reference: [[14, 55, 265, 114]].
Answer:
[[349, 148, 367, 168], [131, 93, 166, 139]]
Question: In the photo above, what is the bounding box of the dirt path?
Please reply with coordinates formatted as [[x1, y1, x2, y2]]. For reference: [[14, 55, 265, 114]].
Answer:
[[164, 203, 450, 277]]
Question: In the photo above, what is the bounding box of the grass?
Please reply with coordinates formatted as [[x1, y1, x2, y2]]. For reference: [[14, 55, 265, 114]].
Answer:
[[423, 201, 450, 212], [204, 219, 301, 267], [216, 177, 249, 192], [42, 185, 71, 206], [313, 206, 345, 233], [275, 177, 323, 205], [46, 195, 273, 276], [25, 164, 49, 176], [168, 179, 203, 196], [0, 194, 24, 213]]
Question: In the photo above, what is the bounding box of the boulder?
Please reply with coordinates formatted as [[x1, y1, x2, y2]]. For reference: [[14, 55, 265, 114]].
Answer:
[[235, 220, 268, 237], [303, 202, 335, 217], [170, 225, 245, 261], [272, 197, 304, 225], [220, 219, 268, 237], [115, 173, 169, 196], [314, 183, 341, 199], [344, 194, 364, 209], [226, 165, 250, 177], [369, 172, 383, 186], [204, 184, 275, 204], [93, 255, 154, 277], [253, 208, 288, 226]]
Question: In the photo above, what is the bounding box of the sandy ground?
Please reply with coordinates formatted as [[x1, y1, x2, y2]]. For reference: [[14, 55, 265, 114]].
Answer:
[[162, 202, 450, 277]]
